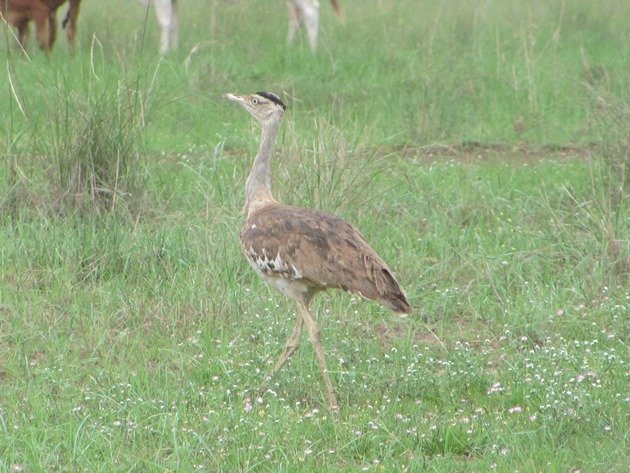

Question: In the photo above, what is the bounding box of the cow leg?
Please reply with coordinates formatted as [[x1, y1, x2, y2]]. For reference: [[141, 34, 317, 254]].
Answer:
[[304, 0, 319, 52], [63, 0, 82, 47], [287, 0, 320, 52], [285, 0, 301, 46], [298, 0, 320, 52], [154, 0, 176, 54], [33, 9, 52, 51], [16, 18, 30, 51], [48, 12, 58, 49], [170, 0, 178, 51]]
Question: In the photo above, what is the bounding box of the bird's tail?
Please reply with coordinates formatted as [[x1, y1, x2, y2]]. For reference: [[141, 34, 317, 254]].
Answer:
[[383, 293, 412, 315], [362, 255, 411, 314], [378, 268, 412, 314], [329, 0, 345, 22]]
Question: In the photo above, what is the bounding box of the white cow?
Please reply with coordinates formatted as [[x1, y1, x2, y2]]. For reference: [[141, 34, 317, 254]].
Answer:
[[286, 0, 343, 53], [138, 0, 178, 54], [136, 0, 342, 55]]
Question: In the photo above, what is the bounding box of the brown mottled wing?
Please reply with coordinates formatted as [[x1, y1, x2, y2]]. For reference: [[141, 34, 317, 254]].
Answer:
[[241, 203, 410, 314]]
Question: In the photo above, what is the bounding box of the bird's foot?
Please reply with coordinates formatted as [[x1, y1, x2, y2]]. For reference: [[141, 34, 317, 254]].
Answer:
[[326, 392, 340, 414]]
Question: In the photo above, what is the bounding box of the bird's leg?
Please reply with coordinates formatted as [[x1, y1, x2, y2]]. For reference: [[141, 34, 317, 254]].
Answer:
[[298, 303, 339, 411], [257, 313, 304, 398]]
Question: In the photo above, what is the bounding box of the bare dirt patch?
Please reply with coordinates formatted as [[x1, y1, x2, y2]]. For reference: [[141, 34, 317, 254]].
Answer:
[[385, 142, 594, 164], [160, 142, 595, 167], [375, 322, 442, 350]]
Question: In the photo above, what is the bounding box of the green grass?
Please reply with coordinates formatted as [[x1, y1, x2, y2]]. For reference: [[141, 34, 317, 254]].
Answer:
[[0, 0, 628, 471], [2, 0, 629, 150]]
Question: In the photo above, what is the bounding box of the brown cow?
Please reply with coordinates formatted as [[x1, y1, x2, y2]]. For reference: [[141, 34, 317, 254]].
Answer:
[[59, 0, 80, 46], [1, 0, 81, 52]]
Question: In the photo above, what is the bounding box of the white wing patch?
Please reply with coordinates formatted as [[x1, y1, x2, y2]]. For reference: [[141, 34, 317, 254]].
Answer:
[[246, 247, 301, 280], [291, 265, 303, 279]]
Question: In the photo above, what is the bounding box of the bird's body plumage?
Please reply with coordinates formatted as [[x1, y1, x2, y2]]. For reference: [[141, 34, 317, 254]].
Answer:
[[241, 202, 410, 313]]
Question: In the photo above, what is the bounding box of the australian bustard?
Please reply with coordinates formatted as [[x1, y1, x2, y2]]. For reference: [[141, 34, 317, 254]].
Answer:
[[225, 92, 410, 411]]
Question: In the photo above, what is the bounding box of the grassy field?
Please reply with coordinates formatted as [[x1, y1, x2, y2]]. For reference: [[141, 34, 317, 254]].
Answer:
[[1, 0, 628, 471]]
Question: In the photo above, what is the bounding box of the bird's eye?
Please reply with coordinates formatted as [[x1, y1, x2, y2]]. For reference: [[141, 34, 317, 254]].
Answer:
[[252, 98, 259, 105]]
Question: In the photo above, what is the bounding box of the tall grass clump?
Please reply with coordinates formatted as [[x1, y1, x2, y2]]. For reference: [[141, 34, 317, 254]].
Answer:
[[276, 117, 393, 217], [587, 87, 629, 280], [49, 81, 146, 215], [2, 55, 153, 218]]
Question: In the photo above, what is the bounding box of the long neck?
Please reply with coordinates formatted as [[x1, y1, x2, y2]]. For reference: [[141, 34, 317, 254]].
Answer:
[[244, 118, 281, 215]]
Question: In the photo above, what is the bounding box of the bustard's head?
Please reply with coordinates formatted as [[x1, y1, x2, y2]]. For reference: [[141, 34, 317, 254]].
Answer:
[[224, 92, 286, 124]]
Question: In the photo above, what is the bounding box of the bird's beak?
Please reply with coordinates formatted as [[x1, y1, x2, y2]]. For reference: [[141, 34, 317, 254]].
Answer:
[[223, 93, 246, 104]]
